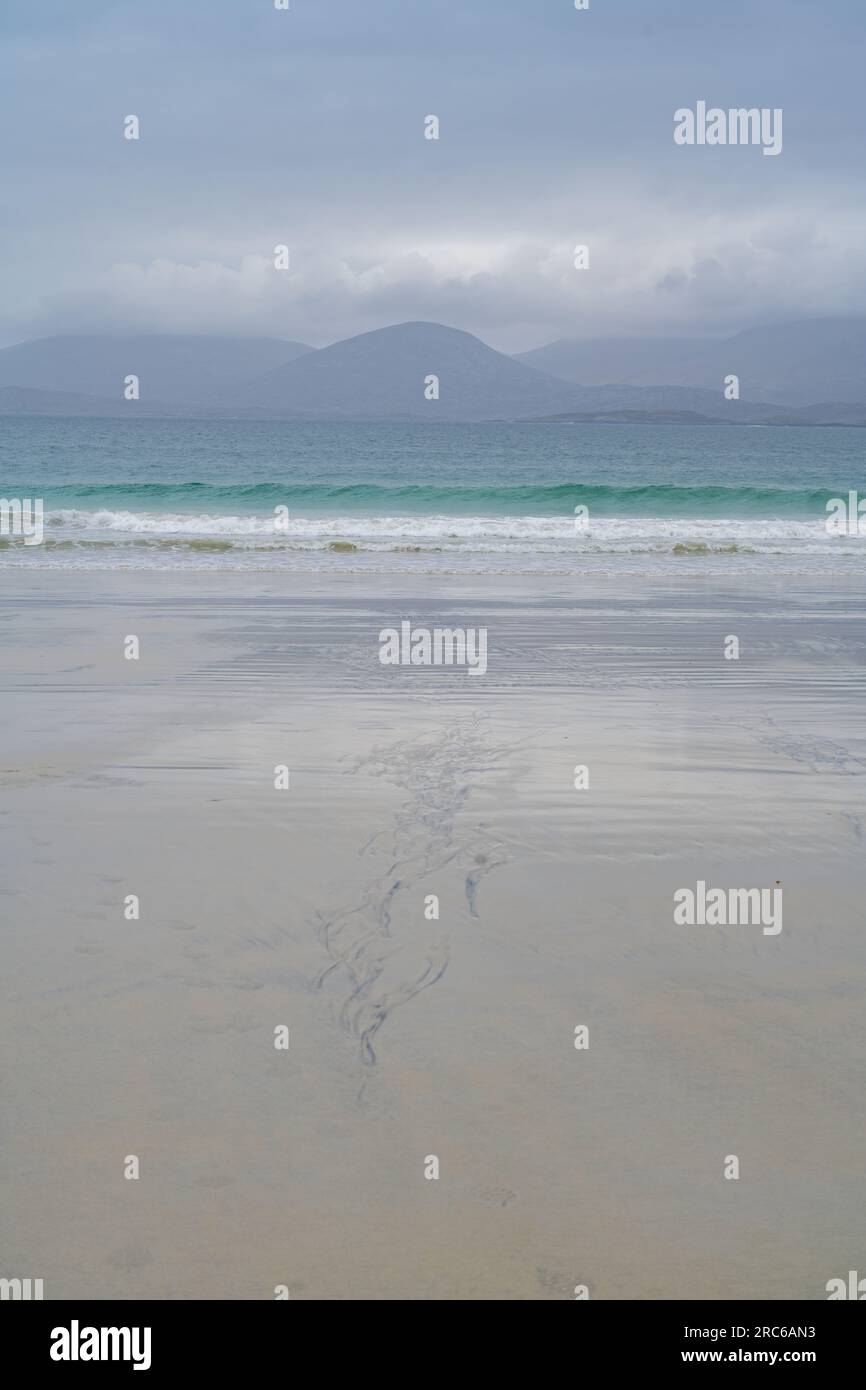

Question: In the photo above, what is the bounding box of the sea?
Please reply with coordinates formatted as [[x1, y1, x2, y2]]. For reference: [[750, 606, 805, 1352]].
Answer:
[[1, 417, 864, 574]]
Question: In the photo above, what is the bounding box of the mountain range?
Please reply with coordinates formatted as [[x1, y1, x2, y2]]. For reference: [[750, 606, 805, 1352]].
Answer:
[[0, 318, 864, 424], [0, 334, 311, 407], [515, 319, 866, 408]]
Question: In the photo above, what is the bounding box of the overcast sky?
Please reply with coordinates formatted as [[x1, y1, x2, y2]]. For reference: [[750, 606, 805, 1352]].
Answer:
[[1, 0, 864, 352]]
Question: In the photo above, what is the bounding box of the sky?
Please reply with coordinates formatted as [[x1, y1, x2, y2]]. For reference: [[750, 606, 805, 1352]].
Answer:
[[1, 0, 865, 352]]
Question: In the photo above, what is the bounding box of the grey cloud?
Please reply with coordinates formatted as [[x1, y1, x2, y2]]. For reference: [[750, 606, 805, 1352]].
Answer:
[[1, 0, 865, 350]]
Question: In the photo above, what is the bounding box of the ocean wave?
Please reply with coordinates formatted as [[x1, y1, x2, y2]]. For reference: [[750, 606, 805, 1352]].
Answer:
[[38, 508, 855, 547], [3, 506, 864, 572], [14, 480, 853, 516]]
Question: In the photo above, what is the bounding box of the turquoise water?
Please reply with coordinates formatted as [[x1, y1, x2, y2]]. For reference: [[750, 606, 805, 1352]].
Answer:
[[1, 417, 864, 571]]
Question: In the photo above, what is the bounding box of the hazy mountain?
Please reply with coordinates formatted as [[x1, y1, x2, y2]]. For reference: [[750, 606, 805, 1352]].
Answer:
[[0, 385, 277, 419], [0, 385, 183, 417], [517, 381, 815, 424], [228, 320, 797, 422], [515, 337, 711, 389], [232, 321, 600, 420], [0, 335, 314, 406], [516, 318, 866, 406], [0, 322, 864, 423]]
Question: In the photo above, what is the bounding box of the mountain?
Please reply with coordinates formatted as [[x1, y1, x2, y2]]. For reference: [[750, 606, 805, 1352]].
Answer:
[[0, 385, 183, 417], [515, 337, 711, 389], [0, 334, 314, 406], [0, 322, 864, 423], [515, 318, 866, 406], [517, 382, 796, 423], [232, 321, 601, 420], [788, 400, 866, 424], [229, 320, 799, 422]]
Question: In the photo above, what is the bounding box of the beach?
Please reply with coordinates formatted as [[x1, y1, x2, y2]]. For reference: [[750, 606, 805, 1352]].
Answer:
[[2, 569, 864, 1299]]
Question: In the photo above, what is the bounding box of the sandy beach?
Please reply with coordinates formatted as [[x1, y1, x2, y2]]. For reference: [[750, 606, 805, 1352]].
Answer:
[[0, 570, 864, 1299]]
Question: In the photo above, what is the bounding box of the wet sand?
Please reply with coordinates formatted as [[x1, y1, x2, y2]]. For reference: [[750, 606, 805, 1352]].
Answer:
[[1, 571, 865, 1299]]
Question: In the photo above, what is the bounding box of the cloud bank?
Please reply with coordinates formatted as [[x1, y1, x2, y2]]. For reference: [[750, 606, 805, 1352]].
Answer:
[[2, 0, 864, 351]]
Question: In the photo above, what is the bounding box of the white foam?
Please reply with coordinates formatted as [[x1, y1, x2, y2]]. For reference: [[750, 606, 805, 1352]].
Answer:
[[44, 509, 845, 551]]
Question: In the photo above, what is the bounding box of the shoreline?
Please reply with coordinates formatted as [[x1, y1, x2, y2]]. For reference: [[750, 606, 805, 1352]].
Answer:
[[1, 570, 865, 1297]]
